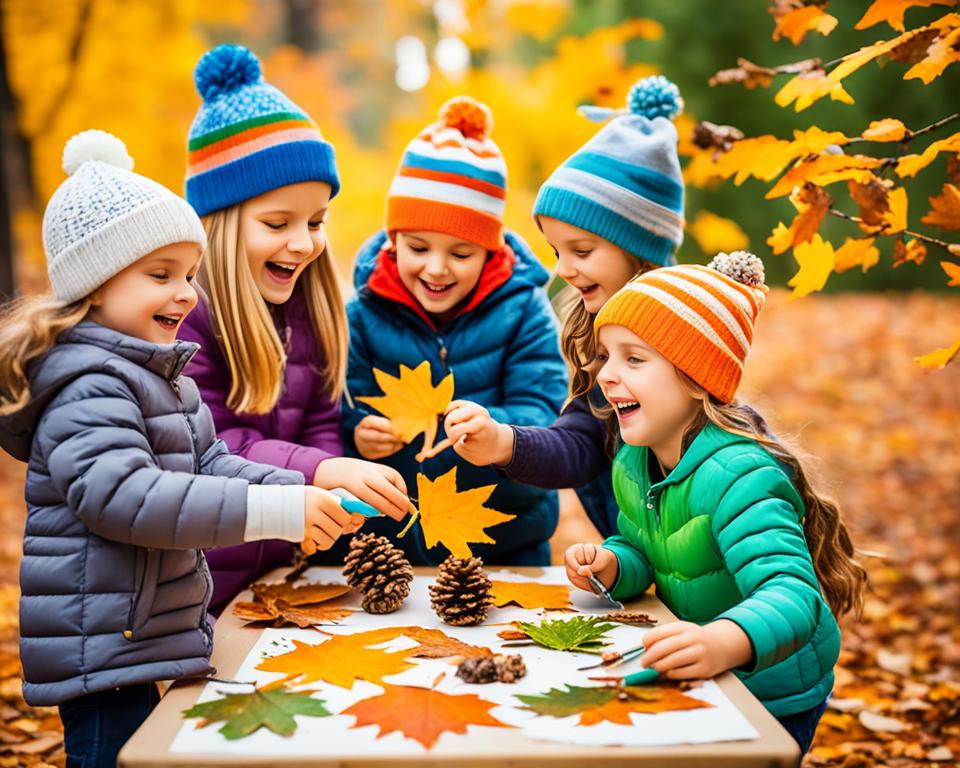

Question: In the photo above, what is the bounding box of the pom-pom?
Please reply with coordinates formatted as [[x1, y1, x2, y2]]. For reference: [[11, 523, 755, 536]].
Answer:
[[194, 44, 262, 102], [62, 130, 133, 175], [707, 250, 766, 288], [627, 75, 683, 121], [439, 96, 493, 140]]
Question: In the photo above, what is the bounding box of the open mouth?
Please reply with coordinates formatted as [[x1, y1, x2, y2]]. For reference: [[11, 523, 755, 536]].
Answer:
[[419, 278, 455, 297], [153, 314, 181, 329], [265, 261, 297, 282], [613, 400, 640, 418], [578, 284, 599, 297]]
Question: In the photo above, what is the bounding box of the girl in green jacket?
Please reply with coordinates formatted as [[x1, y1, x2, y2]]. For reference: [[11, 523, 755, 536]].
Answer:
[[564, 251, 866, 755]]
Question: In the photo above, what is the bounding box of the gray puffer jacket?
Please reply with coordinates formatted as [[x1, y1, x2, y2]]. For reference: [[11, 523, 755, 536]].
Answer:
[[0, 322, 302, 706]]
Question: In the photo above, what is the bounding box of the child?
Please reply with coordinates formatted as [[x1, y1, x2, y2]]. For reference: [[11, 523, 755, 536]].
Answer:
[[342, 97, 568, 565], [0, 130, 361, 767], [444, 76, 685, 538], [177, 45, 409, 612], [565, 252, 867, 754]]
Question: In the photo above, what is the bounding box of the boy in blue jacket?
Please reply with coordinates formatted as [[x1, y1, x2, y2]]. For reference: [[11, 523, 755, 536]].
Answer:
[[342, 97, 567, 566]]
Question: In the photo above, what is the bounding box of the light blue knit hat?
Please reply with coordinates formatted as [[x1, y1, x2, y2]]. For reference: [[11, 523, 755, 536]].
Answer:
[[186, 44, 339, 217], [533, 75, 685, 267]]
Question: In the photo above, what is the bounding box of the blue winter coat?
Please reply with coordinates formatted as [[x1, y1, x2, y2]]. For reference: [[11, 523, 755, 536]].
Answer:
[[0, 323, 301, 706], [340, 230, 568, 565]]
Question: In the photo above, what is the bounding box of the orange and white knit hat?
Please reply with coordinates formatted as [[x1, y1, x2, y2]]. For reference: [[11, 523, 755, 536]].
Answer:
[[594, 251, 768, 403], [386, 96, 506, 252]]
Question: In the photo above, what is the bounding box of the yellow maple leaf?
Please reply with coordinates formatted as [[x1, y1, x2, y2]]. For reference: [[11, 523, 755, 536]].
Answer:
[[941, 260, 960, 285], [896, 132, 960, 177], [775, 71, 854, 112], [855, 0, 955, 32], [788, 234, 836, 300], [767, 155, 884, 198], [882, 186, 909, 234], [922, 184, 960, 230], [861, 118, 909, 143], [905, 26, 960, 83], [688, 211, 749, 255], [357, 362, 454, 458], [914, 336, 960, 368], [413, 467, 516, 558], [772, 5, 839, 45], [834, 238, 881, 274]]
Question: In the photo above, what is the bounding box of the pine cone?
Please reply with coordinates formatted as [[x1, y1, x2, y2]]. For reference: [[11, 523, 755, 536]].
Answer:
[[429, 555, 493, 626], [456, 654, 526, 684], [342, 533, 413, 614]]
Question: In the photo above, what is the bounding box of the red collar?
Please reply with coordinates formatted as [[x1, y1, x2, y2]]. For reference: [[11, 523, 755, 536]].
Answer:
[[367, 243, 515, 331]]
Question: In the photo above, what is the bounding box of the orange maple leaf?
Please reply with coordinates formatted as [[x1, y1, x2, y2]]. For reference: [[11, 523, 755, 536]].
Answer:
[[906, 25, 960, 82], [342, 683, 513, 749], [855, 0, 956, 32], [408, 467, 516, 558], [941, 260, 960, 285], [256, 634, 415, 689], [772, 4, 838, 45], [490, 581, 572, 610], [768, 182, 832, 254], [834, 238, 881, 274], [356, 362, 454, 460], [897, 132, 960, 177], [893, 238, 928, 267], [861, 118, 909, 143], [766, 154, 884, 198], [922, 184, 960, 230]]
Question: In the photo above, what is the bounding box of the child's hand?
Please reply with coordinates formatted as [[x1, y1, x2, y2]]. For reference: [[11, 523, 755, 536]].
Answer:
[[639, 619, 753, 680], [313, 457, 410, 522], [354, 415, 404, 460], [564, 542, 618, 593], [301, 486, 363, 555], [443, 400, 515, 466]]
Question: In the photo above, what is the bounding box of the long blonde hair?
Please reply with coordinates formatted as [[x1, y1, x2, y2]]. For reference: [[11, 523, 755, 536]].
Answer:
[[0, 295, 92, 416], [199, 207, 348, 415], [556, 257, 659, 457], [678, 374, 867, 618]]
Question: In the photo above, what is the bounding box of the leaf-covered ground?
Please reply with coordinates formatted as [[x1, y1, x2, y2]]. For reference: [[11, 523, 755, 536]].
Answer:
[[0, 290, 958, 766]]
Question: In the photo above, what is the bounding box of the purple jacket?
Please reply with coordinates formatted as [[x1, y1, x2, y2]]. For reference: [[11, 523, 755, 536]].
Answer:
[[178, 284, 343, 613]]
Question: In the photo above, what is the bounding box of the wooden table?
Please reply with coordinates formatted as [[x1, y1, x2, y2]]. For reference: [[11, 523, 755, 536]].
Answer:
[[119, 566, 800, 767]]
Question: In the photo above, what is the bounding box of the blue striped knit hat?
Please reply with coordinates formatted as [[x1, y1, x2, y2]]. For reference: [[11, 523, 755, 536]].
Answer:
[[533, 75, 685, 267], [185, 44, 339, 217]]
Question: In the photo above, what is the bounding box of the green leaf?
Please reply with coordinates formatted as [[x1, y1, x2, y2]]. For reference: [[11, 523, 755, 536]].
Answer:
[[516, 684, 617, 717], [182, 686, 331, 739], [516, 616, 616, 654]]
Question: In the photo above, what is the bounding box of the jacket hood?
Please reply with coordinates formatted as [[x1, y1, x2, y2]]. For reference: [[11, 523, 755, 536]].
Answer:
[[0, 322, 198, 461]]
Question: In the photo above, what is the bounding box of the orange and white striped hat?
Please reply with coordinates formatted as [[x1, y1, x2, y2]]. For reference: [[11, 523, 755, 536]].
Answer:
[[594, 251, 768, 403]]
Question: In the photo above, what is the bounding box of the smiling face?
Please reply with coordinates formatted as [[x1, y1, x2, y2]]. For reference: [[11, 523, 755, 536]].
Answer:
[[88, 242, 202, 344], [596, 324, 702, 470], [240, 181, 332, 305], [394, 230, 487, 320], [539, 216, 638, 315]]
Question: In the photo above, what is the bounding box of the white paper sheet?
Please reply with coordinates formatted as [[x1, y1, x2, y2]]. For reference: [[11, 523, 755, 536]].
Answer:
[[170, 566, 759, 755]]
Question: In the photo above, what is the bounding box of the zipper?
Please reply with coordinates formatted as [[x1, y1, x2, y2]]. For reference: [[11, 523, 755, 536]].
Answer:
[[436, 336, 448, 371], [169, 378, 200, 473], [125, 548, 153, 640]]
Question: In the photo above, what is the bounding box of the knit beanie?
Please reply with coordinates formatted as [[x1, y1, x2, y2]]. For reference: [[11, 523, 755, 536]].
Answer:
[[594, 251, 768, 403], [185, 44, 339, 217], [42, 130, 207, 303], [386, 96, 506, 252], [534, 75, 685, 267]]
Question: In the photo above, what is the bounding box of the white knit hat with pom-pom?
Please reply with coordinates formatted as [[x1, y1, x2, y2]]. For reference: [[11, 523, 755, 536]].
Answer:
[[42, 129, 207, 302]]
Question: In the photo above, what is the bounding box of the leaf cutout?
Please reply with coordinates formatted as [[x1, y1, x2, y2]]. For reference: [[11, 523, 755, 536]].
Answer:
[[516, 684, 711, 726], [923, 184, 960, 230], [356, 362, 454, 458], [490, 580, 572, 610], [855, 0, 956, 32], [414, 467, 515, 558], [861, 118, 909, 142], [256, 634, 415, 689], [515, 616, 616, 654], [341, 626, 493, 660], [342, 683, 513, 749], [772, 4, 838, 45], [915, 336, 960, 368], [182, 686, 331, 739], [788, 234, 836, 299]]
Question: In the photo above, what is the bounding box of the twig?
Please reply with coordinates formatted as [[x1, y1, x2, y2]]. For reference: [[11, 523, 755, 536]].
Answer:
[[847, 113, 960, 146], [828, 208, 959, 252]]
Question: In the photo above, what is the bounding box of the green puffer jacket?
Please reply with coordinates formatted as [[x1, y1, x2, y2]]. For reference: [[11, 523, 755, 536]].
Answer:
[[603, 422, 840, 717]]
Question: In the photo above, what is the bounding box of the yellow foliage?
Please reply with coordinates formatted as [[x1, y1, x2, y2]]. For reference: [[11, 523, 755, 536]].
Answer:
[[914, 336, 960, 368], [904, 26, 960, 83], [855, 0, 956, 32], [772, 5, 838, 45], [923, 184, 960, 230], [895, 131, 960, 178], [688, 211, 749, 255], [788, 234, 836, 299], [834, 238, 880, 273], [861, 119, 908, 143], [775, 71, 854, 112]]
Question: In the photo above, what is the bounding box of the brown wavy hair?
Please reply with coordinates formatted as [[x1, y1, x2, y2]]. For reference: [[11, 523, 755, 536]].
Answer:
[[0, 295, 92, 416]]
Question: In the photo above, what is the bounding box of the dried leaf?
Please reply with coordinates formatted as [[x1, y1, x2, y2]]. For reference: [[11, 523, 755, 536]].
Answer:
[[516, 684, 711, 726], [356, 362, 454, 458], [234, 581, 354, 628], [861, 118, 909, 143], [413, 467, 515, 559], [893, 238, 927, 267], [250, 581, 351, 608], [708, 58, 777, 89], [772, 3, 838, 45], [342, 683, 512, 749], [858, 709, 910, 732], [922, 183, 960, 230], [767, 154, 884, 198], [768, 183, 833, 255], [604, 611, 658, 626], [515, 616, 616, 654], [256, 634, 415, 689], [344, 626, 492, 659], [490, 580, 572, 610], [905, 26, 960, 82], [849, 178, 892, 231], [788, 234, 836, 299], [182, 686, 331, 739], [855, 0, 956, 32], [834, 238, 881, 274]]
